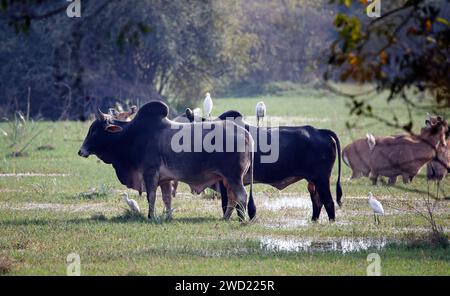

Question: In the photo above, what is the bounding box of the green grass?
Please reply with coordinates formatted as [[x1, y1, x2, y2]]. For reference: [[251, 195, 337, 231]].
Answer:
[[0, 87, 449, 275]]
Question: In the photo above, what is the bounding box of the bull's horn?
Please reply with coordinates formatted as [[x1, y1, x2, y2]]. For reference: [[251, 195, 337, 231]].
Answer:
[[96, 108, 107, 121]]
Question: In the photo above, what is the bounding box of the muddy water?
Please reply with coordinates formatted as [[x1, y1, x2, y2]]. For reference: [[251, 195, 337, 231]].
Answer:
[[260, 236, 392, 253]]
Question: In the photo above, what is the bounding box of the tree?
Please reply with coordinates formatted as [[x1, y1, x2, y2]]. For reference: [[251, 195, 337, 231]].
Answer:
[[326, 0, 450, 130], [0, 0, 254, 119]]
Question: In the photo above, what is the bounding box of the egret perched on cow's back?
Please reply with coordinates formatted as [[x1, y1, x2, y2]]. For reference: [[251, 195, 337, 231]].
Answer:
[[368, 192, 384, 224], [203, 92, 213, 119], [122, 193, 140, 213], [255, 101, 266, 127]]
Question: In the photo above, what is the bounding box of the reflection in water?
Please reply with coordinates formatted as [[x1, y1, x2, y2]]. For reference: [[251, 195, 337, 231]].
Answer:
[[260, 237, 392, 253]]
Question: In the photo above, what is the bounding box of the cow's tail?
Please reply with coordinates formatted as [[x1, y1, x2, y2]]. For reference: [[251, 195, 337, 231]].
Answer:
[[324, 130, 343, 207], [342, 149, 350, 167], [247, 134, 256, 220]]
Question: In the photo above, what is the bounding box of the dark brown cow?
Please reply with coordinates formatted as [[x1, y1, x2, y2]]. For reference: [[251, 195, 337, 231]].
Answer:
[[79, 101, 254, 221]]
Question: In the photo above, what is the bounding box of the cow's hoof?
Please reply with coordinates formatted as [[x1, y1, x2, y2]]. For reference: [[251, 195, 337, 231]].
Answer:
[[329, 219, 335, 223]]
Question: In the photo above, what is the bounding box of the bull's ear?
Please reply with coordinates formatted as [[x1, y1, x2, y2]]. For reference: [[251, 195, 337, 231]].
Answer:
[[185, 108, 194, 121], [105, 124, 123, 133], [425, 119, 432, 127]]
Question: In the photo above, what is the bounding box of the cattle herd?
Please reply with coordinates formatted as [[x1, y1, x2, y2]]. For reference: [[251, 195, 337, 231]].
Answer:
[[78, 100, 449, 222]]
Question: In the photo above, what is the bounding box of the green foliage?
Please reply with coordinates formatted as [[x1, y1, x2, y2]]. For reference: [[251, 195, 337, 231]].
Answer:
[[327, 0, 450, 124], [334, 14, 362, 52]]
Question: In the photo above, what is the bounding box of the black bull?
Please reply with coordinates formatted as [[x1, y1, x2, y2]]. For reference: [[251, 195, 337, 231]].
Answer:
[[78, 101, 255, 221], [178, 110, 342, 221]]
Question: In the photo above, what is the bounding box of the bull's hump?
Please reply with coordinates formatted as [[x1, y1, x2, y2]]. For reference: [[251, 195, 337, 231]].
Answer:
[[135, 101, 169, 121]]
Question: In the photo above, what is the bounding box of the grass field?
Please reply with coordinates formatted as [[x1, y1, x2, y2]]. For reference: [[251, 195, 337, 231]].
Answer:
[[0, 87, 449, 275]]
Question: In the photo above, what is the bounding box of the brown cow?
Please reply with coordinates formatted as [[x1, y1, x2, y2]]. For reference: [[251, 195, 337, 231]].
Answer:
[[368, 116, 448, 185], [108, 105, 138, 121], [342, 134, 374, 179]]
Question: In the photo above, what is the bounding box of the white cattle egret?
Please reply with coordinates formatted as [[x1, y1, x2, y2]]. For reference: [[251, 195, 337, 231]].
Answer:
[[203, 92, 213, 119], [368, 192, 384, 224], [122, 193, 140, 213], [255, 101, 266, 127]]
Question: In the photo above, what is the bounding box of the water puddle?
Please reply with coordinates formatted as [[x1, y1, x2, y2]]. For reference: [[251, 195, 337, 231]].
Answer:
[[0, 173, 69, 177], [260, 236, 392, 253], [263, 196, 311, 211]]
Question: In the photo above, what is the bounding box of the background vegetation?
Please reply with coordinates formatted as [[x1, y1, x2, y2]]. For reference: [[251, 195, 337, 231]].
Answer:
[[1, 1, 448, 125]]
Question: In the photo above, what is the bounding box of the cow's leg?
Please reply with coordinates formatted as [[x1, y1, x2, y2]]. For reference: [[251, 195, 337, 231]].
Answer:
[[223, 179, 248, 222], [402, 174, 411, 184], [307, 182, 322, 221], [160, 181, 173, 221], [171, 181, 178, 198], [219, 181, 228, 216], [388, 176, 397, 185], [315, 179, 335, 221], [222, 179, 236, 220], [436, 181, 440, 199], [233, 185, 248, 222], [144, 170, 159, 220], [370, 173, 378, 186]]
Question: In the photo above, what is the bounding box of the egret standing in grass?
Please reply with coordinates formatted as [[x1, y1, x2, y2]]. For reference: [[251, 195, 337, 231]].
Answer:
[[122, 193, 140, 213], [255, 101, 266, 127], [368, 192, 384, 225], [203, 92, 213, 119]]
